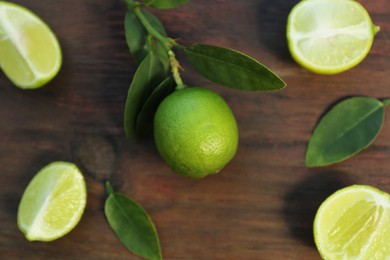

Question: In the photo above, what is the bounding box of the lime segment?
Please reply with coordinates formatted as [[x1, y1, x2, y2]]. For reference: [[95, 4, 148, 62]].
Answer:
[[314, 185, 390, 259], [0, 1, 62, 88], [17, 162, 87, 241], [287, 0, 379, 74]]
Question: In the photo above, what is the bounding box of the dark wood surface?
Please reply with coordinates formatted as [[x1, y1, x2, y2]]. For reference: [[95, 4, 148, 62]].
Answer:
[[1, 0, 390, 259]]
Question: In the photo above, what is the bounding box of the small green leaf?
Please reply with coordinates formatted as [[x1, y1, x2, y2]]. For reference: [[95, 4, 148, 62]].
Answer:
[[184, 44, 286, 91], [382, 98, 390, 106], [136, 77, 176, 137], [306, 97, 386, 167], [125, 10, 148, 64], [142, 10, 167, 36], [124, 52, 166, 137], [143, 11, 169, 71], [145, 0, 189, 9], [125, 10, 168, 65], [105, 189, 162, 260]]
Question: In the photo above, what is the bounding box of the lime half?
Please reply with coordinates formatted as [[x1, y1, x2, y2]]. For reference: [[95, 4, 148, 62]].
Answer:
[[287, 0, 379, 74], [314, 185, 390, 259], [17, 162, 87, 241], [0, 1, 62, 89]]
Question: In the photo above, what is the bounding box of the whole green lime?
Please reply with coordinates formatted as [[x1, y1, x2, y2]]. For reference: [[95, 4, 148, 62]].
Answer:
[[154, 87, 239, 178]]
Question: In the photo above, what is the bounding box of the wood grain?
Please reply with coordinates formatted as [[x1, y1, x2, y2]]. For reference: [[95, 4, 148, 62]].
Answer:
[[1, 0, 389, 259]]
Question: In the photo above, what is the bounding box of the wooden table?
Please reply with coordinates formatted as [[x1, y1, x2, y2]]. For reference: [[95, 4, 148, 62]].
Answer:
[[1, 0, 389, 259]]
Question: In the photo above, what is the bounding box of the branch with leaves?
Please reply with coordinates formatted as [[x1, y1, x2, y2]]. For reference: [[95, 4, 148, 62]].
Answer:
[[106, 1, 286, 259], [123, 0, 286, 138]]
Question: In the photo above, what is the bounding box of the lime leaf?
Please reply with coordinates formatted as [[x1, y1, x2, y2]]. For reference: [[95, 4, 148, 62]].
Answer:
[[125, 10, 168, 66], [145, 0, 188, 9], [125, 10, 148, 64], [141, 10, 169, 71], [124, 52, 166, 138], [105, 183, 162, 260], [143, 10, 167, 36], [185, 44, 286, 91], [136, 77, 176, 137], [306, 97, 386, 167]]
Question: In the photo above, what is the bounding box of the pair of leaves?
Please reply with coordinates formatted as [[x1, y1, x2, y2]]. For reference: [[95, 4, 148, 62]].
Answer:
[[105, 183, 162, 260], [124, 52, 175, 138], [144, 0, 189, 9], [306, 97, 390, 167], [185, 44, 286, 91]]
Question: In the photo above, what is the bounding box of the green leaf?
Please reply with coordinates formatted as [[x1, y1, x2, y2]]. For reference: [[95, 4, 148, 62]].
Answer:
[[136, 77, 176, 137], [142, 11, 169, 71], [306, 97, 386, 167], [124, 52, 166, 138], [145, 0, 189, 9], [142, 10, 167, 36], [125, 10, 148, 64], [382, 98, 390, 106], [125, 10, 168, 66], [105, 188, 162, 260], [184, 44, 286, 91]]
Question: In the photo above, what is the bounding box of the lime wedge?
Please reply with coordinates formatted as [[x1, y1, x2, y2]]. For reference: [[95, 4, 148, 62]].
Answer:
[[314, 185, 390, 259], [17, 162, 87, 241], [287, 0, 379, 74], [0, 1, 62, 89]]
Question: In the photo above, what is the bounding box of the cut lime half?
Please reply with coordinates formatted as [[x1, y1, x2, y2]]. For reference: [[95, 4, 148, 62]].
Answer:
[[0, 1, 62, 89], [314, 185, 390, 259], [17, 162, 87, 241], [287, 0, 379, 74]]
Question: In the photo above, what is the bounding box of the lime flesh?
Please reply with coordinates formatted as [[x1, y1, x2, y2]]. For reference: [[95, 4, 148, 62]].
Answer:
[[314, 185, 390, 259], [287, 0, 379, 74], [17, 162, 86, 241], [0, 1, 62, 88]]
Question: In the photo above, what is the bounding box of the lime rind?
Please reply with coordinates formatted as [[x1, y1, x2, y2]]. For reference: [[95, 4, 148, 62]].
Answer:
[[287, 0, 379, 74], [0, 1, 62, 89], [154, 87, 239, 178], [314, 185, 390, 259]]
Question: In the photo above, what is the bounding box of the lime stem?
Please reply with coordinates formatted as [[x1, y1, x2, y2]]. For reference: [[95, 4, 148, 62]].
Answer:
[[382, 98, 390, 107], [124, 0, 144, 10], [105, 181, 114, 196], [374, 25, 380, 35], [169, 50, 185, 89], [169, 39, 186, 51], [134, 7, 186, 89]]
